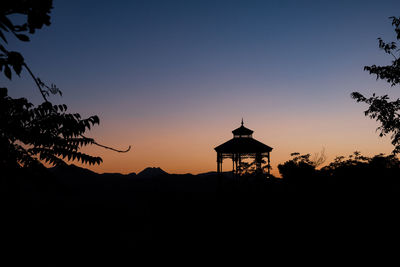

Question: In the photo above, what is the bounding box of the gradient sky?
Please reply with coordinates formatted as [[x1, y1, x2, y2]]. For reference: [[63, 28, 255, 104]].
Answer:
[[5, 0, 400, 175]]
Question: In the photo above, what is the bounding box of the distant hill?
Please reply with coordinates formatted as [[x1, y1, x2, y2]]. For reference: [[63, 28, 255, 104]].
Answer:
[[50, 164, 169, 179], [137, 167, 168, 178], [49, 164, 232, 179], [45, 164, 238, 198]]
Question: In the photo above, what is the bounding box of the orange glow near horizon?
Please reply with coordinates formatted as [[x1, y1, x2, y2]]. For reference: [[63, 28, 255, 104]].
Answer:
[[73, 113, 395, 177]]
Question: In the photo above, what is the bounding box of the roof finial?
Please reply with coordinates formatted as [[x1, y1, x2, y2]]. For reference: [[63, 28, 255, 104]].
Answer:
[[241, 118, 244, 126]]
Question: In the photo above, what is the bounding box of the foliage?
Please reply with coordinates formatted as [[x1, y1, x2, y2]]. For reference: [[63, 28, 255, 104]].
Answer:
[[320, 151, 400, 173], [237, 160, 255, 176], [277, 152, 317, 183], [310, 147, 327, 167], [0, 88, 102, 169], [352, 92, 400, 154], [237, 157, 269, 176], [0, 0, 105, 171], [278, 151, 400, 191], [320, 151, 370, 176], [0, 0, 53, 84], [363, 17, 400, 86], [351, 16, 400, 154]]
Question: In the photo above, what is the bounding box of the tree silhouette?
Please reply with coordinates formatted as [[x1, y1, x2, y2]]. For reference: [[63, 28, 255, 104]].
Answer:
[[236, 158, 269, 176], [277, 152, 317, 185], [0, 0, 129, 172], [351, 16, 400, 154], [0, 88, 102, 169]]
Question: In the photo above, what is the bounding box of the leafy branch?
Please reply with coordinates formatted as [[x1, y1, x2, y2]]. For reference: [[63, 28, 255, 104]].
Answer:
[[352, 16, 400, 154]]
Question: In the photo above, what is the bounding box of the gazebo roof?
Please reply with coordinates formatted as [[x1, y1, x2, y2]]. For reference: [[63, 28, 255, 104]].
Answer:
[[232, 125, 254, 136], [232, 119, 253, 136], [214, 137, 272, 153]]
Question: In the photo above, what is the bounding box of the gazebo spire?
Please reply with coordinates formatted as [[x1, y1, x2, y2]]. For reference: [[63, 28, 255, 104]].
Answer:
[[241, 118, 244, 126]]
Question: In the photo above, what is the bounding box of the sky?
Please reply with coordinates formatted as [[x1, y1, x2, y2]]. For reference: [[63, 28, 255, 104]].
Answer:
[[4, 0, 400, 175]]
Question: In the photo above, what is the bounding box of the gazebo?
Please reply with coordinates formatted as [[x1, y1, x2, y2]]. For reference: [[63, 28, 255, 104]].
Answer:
[[214, 120, 273, 176]]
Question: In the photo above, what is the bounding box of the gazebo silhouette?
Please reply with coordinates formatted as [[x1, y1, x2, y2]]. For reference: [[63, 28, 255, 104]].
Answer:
[[214, 119, 273, 176]]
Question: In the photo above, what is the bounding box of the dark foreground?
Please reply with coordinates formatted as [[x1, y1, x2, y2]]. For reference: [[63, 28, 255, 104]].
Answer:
[[1, 165, 399, 265]]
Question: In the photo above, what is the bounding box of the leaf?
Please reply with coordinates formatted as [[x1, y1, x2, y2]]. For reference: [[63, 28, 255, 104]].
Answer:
[[4, 65, 11, 79], [12, 62, 22, 76], [15, 34, 29, 42], [0, 16, 14, 31]]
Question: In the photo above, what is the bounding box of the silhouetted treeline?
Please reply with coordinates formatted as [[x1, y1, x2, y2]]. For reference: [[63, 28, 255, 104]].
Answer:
[[278, 151, 400, 192]]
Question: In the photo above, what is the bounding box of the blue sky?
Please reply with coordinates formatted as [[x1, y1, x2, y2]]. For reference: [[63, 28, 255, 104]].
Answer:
[[4, 0, 400, 174]]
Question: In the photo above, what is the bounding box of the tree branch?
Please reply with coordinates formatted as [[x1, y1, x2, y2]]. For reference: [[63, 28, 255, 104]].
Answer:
[[81, 135, 131, 153], [93, 142, 132, 153], [22, 62, 48, 102]]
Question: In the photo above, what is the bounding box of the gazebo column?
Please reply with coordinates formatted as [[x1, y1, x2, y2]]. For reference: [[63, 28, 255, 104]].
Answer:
[[217, 153, 222, 173], [255, 153, 262, 173], [238, 153, 241, 175], [234, 153, 238, 174], [267, 151, 271, 176], [232, 154, 235, 173]]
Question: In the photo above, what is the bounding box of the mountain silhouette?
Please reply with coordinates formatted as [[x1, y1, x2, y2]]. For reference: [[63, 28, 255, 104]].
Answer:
[[137, 167, 168, 178], [50, 164, 169, 179], [49, 164, 233, 179]]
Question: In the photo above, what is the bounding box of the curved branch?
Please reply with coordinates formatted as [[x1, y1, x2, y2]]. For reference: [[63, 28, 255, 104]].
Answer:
[[81, 135, 131, 153], [24, 60, 132, 154], [93, 141, 132, 153], [390, 51, 398, 60], [22, 62, 48, 102]]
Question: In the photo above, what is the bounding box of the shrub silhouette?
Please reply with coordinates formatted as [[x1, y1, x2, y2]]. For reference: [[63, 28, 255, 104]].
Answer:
[[317, 151, 400, 190], [278, 153, 317, 187]]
